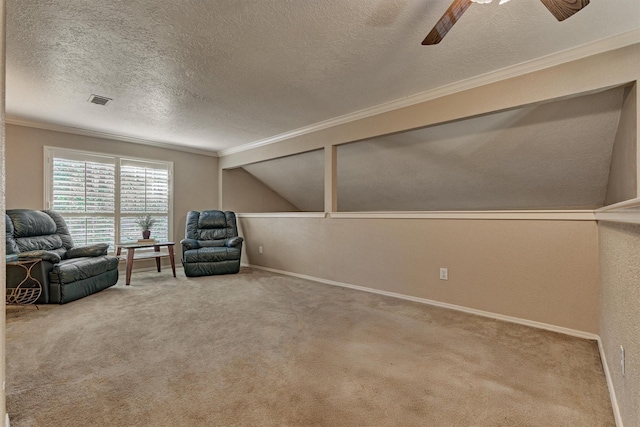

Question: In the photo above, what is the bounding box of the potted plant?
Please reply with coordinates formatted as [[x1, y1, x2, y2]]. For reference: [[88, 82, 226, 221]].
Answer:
[[136, 214, 157, 239]]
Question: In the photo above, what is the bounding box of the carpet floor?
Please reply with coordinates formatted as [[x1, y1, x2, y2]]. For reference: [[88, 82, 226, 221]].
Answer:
[[6, 267, 614, 426]]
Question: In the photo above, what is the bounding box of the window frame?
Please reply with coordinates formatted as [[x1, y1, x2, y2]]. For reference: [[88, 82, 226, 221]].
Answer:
[[44, 146, 174, 248]]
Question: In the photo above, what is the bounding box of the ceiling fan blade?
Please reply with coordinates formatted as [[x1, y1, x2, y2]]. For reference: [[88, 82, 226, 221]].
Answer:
[[422, 0, 473, 45], [539, 0, 589, 21]]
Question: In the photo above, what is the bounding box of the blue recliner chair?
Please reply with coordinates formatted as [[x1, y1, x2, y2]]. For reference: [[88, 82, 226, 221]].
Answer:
[[180, 210, 244, 277], [5, 209, 119, 303]]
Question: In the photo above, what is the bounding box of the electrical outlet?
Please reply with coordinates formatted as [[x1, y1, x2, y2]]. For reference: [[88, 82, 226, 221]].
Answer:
[[439, 268, 448, 281], [259, 246, 263, 254], [621, 345, 625, 376]]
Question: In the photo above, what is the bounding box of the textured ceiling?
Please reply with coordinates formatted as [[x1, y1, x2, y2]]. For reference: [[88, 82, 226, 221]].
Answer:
[[6, 0, 640, 152], [241, 87, 625, 211]]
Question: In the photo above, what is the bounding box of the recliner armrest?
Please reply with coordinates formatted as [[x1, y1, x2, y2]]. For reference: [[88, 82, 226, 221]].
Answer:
[[19, 250, 61, 264], [180, 238, 201, 250], [225, 237, 244, 248], [66, 243, 109, 259]]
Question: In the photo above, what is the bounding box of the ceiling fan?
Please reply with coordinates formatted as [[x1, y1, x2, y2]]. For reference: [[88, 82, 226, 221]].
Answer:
[[422, 0, 590, 45]]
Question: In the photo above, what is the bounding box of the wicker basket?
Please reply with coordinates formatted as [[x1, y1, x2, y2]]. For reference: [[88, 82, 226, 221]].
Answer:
[[6, 286, 42, 305]]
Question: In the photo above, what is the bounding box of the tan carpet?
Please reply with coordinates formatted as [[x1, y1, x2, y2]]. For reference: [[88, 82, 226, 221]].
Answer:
[[6, 267, 614, 426]]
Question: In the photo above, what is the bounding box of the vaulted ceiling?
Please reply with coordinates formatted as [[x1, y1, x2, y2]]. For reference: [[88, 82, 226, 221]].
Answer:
[[7, 0, 640, 153]]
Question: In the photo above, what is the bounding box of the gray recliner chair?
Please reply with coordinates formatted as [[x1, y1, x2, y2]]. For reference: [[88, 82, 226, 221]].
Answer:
[[5, 209, 119, 304], [180, 210, 244, 277]]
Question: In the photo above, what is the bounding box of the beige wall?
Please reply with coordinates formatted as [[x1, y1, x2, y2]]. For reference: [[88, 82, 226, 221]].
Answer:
[[599, 222, 640, 426], [5, 124, 218, 257], [605, 84, 638, 205], [241, 216, 600, 333], [221, 168, 299, 212]]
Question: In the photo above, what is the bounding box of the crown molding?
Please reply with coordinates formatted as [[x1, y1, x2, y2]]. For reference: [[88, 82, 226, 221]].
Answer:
[[5, 117, 219, 157], [219, 29, 640, 158]]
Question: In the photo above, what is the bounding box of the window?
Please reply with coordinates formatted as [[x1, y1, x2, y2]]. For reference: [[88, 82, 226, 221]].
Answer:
[[45, 147, 173, 249]]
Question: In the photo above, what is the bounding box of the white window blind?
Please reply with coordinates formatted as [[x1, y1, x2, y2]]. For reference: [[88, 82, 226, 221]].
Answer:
[[119, 159, 170, 244], [45, 147, 173, 249]]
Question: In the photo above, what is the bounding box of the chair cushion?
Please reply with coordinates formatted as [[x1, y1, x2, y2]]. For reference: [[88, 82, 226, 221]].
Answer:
[[5, 214, 19, 255], [49, 256, 119, 285], [198, 210, 227, 229], [183, 247, 241, 263], [66, 243, 109, 258], [183, 260, 240, 277], [9, 209, 57, 237], [6, 209, 75, 253]]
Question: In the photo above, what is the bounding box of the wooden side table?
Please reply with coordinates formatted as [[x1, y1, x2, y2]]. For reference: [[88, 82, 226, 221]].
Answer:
[[115, 242, 177, 286], [6, 258, 43, 306]]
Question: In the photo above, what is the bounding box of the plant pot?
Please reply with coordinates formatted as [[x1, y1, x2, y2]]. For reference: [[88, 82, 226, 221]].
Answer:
[[142, 230, 151, 239]]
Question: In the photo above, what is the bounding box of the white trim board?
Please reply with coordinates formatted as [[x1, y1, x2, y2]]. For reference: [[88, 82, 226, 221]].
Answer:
[[236, 208, 639, 223], [237, 210, 595, 221], [595, 198, 640, 225], [244, 263, 599, 341], [220, 30, 640, 157], [598, 338, 624, 427], [596, 210, 640, 225], [237, 212, 327, 219], [329, 210, 595, 221]]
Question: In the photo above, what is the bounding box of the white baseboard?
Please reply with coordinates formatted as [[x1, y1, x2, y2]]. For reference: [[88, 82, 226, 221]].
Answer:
[[598, 338, 624, 427]]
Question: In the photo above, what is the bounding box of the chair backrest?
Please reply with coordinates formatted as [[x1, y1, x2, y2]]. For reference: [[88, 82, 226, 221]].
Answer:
[[185, 210, 239, 243], [5, 209, 74, 256]]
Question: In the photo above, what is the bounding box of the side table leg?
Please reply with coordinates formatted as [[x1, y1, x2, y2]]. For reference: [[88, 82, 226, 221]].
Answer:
[[168, 245, 177, 278], [154, 245, 161, 272], [126, 248, 135, 286]]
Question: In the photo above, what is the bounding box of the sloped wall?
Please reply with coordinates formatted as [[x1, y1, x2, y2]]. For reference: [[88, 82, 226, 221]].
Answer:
[[336, 87, 623, 211], [605, 84, 638, 205], [239, 149, 324, 212], [221, 168, 300, 212]]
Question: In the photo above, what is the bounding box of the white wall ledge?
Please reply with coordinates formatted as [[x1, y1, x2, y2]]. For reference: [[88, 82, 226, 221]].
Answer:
[[330, 211, 596, 220], [237, 212, 327, 218], [595, 197, 640, 225], [237, 204, 640, 223], [237, 210, 596, 221]]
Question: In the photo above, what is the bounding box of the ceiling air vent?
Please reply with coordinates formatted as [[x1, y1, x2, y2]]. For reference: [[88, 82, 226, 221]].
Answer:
[[88, 94, 112, 106]]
